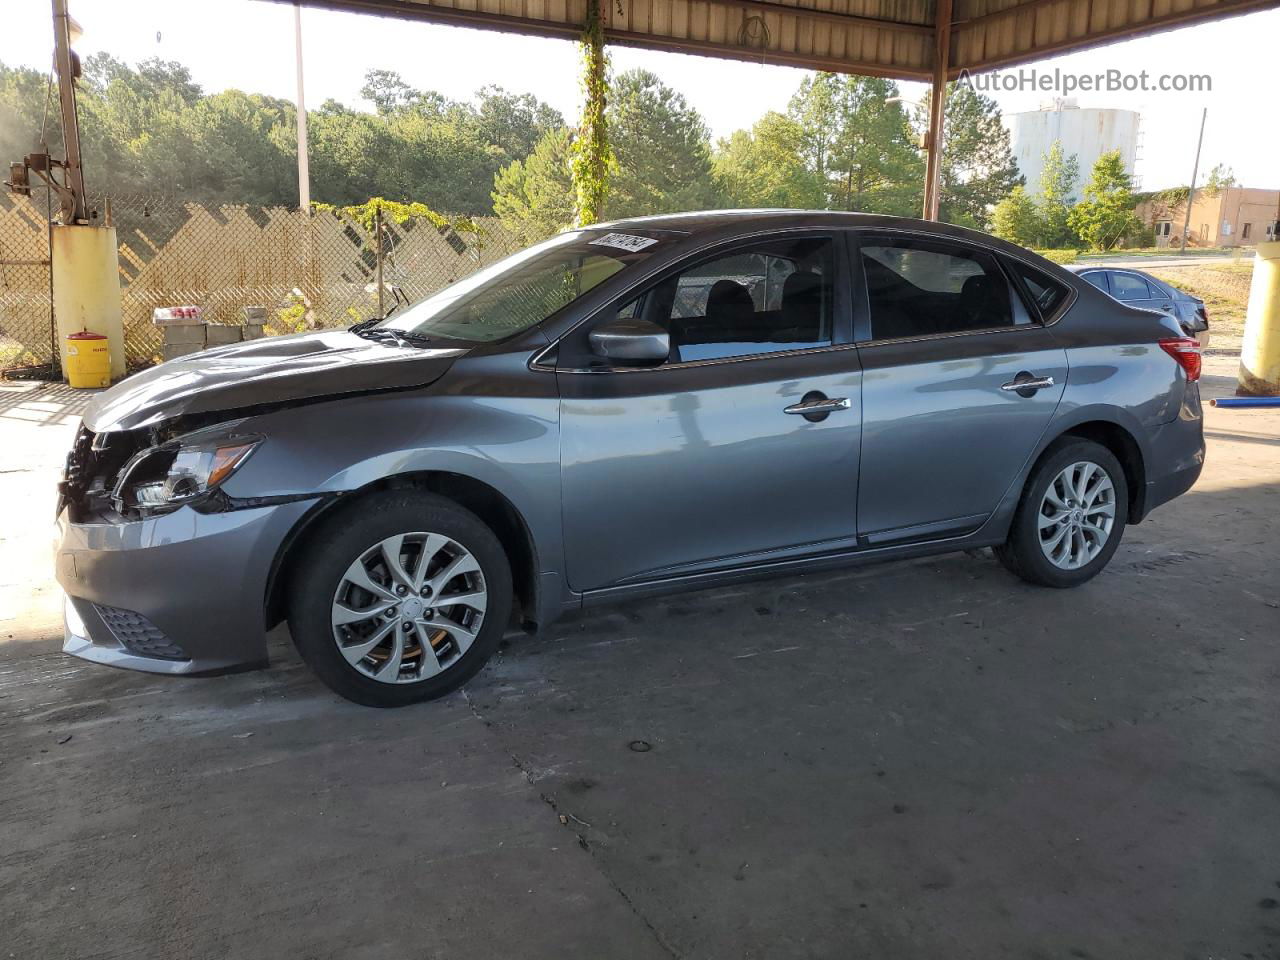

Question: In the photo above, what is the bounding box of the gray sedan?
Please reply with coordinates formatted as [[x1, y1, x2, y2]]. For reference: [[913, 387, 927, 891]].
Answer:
[[56, 212, 1205, 706], [1071, 266, 1211, 348]]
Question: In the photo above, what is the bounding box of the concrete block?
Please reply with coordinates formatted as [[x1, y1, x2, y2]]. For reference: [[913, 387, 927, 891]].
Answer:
[[162, 324, 207, 346], [206, 324, 244, 346], [163, 342, 205, 362], [242, 323, 265, 340], [243, 306, 267, 324]]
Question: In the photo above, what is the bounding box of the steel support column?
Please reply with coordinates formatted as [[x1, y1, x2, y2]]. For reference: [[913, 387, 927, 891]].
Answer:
[[51, 0, 86, 223], [922, 0, 952, 221]]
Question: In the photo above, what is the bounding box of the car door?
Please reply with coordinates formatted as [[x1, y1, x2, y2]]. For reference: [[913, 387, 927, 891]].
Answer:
[[850, 232, 1070, 544], [1109, 271, 1171, 314], [555, 232, 862, 593]]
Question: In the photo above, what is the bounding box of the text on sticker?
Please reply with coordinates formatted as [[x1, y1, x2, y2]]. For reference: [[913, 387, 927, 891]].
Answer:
[[589, 233, 659, 252]]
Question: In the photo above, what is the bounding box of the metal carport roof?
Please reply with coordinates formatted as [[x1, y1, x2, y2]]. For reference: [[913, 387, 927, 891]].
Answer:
[[285, 0, 1279, 216], [292, 0, 1276, 81]]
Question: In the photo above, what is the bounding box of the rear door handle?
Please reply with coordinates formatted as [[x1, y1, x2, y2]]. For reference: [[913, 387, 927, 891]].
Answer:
[[784, 397, 851, 415], [1000, 375, 1055, 394]]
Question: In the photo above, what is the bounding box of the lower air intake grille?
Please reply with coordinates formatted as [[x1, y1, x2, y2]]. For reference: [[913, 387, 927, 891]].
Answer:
[[94, 604, 189, 661]]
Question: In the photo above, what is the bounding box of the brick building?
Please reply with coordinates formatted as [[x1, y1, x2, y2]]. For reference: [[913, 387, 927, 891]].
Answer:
[[1138, 187, 1280, 248]]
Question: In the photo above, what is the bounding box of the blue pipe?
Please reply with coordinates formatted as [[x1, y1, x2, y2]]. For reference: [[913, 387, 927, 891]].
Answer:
[[1210, 396, 1280, 408]]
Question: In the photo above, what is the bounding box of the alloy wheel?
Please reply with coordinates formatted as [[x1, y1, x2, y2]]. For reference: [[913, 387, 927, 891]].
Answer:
[[330, 532, 487, 684], [1037, 460, 1116, 570]]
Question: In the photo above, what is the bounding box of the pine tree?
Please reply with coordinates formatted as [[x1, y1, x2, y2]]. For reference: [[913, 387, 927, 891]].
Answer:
[[1068, 150, 1142, 251]]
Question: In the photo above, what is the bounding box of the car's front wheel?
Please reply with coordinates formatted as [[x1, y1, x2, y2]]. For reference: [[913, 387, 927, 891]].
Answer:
[[288, 491, 512, 707], [994, 438, 1129, 588]]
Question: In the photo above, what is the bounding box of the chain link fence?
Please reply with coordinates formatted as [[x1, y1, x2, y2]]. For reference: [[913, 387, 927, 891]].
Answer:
[[0, 194, 525, 374], [0, 195, 54, 372]]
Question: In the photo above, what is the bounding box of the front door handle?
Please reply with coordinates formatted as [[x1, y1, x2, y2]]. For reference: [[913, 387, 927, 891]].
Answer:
[[1000, 374, 1055, 396], [784, 396, 852, 416]]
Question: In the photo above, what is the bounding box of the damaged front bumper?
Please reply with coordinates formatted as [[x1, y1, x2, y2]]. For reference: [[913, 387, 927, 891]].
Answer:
[[56, 498, 316, 676]]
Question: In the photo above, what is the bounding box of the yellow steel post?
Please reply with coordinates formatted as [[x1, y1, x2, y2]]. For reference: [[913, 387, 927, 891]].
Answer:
[[1238, 241, 1280, 396], [51, 224, 126, 380]]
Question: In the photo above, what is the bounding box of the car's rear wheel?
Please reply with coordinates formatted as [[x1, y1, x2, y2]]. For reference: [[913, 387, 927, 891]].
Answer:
[[288, 491, 512, 707], [994, 438, 1129, 588]]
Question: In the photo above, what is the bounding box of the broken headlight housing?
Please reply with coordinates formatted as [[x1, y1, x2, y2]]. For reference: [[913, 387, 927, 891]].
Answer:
[[112, 428, 261, 515]]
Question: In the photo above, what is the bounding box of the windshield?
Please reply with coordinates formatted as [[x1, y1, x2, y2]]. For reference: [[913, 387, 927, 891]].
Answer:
[[380, 230, 659, 342]]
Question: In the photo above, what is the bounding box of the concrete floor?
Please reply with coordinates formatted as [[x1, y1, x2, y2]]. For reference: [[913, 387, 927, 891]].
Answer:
[[1, 360, 1278, 960]]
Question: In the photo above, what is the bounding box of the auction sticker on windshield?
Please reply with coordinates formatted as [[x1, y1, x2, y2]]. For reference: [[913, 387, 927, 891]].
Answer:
[[589, 233, 659, 252]]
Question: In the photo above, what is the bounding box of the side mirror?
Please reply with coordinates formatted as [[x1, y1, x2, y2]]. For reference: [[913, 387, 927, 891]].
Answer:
[[589, 317, 670, 365]]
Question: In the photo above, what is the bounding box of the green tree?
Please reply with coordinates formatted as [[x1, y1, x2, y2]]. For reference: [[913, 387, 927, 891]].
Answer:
[[473, 85, 564, 168], [785, 73, 921, 214], [1203, 162, 1236, 196], [0, 62, 59, 162], [492, 126, 575, 243], [307, 99, 397, 206], [989, 185, 1043, 246], [938, 82, 1022, 228], [712, 112, 824, 209], [606, 68, 718, 218], [827, 76, 921, 215], [1068, 150, 1142, 251], [1037, 140, 1080, 247], [360, 69, 419, 114], [786, 73, 842, 190], [183, 90, 296, 206]]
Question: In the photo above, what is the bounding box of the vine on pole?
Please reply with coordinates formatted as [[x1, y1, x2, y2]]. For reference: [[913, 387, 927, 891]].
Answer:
[[571, 0, 614, 226]]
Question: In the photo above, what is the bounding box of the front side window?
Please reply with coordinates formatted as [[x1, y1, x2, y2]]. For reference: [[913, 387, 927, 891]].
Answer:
[[382, 230, 658, 342], [1109, 273, 1153, 301], [617, 236, 835, 363], [860, 239, 1026, 340]]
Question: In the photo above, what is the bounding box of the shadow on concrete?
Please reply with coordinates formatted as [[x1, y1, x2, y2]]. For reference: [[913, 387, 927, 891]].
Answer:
[[0, 381, 96, 425], [4, 473, 1279, 959]]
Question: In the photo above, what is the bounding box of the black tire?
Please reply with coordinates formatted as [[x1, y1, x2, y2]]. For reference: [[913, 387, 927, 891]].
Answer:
[[287, 490, 512, 707], [994, 438, 1129, 588]]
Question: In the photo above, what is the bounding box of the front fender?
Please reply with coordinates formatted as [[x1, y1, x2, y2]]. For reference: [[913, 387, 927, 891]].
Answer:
[[219, 386, 564, 604]]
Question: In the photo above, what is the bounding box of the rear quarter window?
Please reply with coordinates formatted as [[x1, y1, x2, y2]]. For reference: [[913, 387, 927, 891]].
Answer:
[[1006, 259, 1071, 319]]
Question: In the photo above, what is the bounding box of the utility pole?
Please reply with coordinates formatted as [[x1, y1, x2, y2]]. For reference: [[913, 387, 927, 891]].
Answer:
[[1179, 108, 1206, 254], [51, 0, 86, 223], [294, 2, 310, 211]]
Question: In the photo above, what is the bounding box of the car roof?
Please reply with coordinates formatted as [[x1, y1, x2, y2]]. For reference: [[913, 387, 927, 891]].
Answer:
[[1068, 265, 1194, 299], [590, 209, 1060, 266]]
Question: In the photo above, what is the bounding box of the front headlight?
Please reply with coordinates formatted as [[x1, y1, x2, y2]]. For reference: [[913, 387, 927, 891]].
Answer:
[[114, 435, 261, 514]]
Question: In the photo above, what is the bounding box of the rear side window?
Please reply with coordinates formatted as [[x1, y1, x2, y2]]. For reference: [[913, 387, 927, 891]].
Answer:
[[1109, 273, 1154, 301], [1006, 259, 1071, 318], [1081, 271, 1108, 292], [861, 239, 1024, 340]]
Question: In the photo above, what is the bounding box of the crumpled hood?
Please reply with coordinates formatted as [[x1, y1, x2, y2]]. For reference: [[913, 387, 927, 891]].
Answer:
[[84, 329, 468, 432]]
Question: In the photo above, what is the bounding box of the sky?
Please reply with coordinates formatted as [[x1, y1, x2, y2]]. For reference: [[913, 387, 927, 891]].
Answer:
[[2, 0, 1277, 192]]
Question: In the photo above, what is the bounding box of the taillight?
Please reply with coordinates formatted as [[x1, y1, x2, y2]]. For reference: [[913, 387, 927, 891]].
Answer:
[[1159, 337, 1202, 382]]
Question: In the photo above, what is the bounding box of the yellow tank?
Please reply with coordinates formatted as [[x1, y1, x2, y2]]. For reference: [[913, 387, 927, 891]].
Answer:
[[65, 331, 112, 388]]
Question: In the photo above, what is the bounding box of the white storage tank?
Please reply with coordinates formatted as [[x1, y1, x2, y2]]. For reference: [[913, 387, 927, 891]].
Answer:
[[1006, 99, 1140, 198]]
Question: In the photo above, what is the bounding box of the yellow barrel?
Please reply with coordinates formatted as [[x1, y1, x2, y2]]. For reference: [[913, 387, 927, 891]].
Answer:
[[1239, 240, 1280, 396], [65, 331, 112, 388]]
